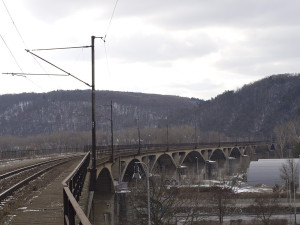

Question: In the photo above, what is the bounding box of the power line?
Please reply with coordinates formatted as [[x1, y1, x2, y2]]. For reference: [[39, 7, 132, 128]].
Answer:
[[2, 71, 46, 91], [23, 77, 45, 91], [1, 0, 50, 77], [25, 49, 92, 87], [31, 45, 91, 51], [29, 45, 92, 89], [1, 0, 26, 46], [21, 40, 103, 90], [0, 34, 23, 72], [2, 72, 69, 77], [104, 0, 120, 41], [101, 0, 120, 78], [103, 42, 111, 77], [0, 33, 47, 91]]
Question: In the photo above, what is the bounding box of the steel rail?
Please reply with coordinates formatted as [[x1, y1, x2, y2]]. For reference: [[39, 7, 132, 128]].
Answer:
[[0, 159, 71, 201], [0, 155, 80, 180]]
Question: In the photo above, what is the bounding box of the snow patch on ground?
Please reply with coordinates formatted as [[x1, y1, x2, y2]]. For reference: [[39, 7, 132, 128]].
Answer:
[[235, 185, 272, 193]]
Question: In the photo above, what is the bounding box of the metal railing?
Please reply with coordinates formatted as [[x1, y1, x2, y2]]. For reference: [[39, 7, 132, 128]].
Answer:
[[90, 141, 264, 159], [62, 152, 91, 225]]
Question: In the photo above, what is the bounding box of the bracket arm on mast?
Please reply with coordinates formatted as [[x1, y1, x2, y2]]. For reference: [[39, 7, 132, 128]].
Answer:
[[25, 49, 91, 87]]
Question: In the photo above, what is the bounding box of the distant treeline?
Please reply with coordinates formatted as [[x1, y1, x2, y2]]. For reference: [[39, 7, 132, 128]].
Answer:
[[0, 74, 299, 155]]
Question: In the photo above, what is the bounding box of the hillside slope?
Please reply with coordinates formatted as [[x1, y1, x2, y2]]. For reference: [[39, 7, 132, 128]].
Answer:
[[197, 74, 300, 138], [0, 74, 299, 140], [0, 90, 199, 136]]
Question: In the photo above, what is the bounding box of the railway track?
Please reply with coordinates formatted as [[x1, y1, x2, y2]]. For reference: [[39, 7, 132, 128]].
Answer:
[[0, 155, 82, 202]]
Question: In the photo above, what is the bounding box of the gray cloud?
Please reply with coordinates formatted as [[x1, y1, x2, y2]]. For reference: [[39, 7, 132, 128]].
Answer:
[[114, 0, 300, 29], [24, 1, 300, 28], [3, 0, 300, 99], [23, 0, 102, 22], [169, 79, 225, 100], [215, 26, 300, 75], [30, 1, 300, 62], [171, 79, 222, 91], [106, 32, 218, 63]]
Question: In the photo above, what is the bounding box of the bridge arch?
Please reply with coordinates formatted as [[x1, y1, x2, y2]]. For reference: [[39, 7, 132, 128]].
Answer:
[[180, 151, 205, 182], [210, 149, 226, 161], [152, 153, 177, 180], [96, 167, 114, 193], [181, 151, 205, 164], [229, 147, 242, 158], [122, 158, 140, 182], [180, 151, 205, 165], [244, 146, 254, 157]]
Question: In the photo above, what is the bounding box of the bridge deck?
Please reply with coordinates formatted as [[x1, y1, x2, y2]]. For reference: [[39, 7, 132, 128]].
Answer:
[[8, 158, 89, 225]]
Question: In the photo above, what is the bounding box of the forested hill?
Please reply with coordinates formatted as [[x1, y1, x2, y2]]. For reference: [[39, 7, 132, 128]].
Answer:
[[0, 90, 200, 136], [0, 74, 299, 140], [198, 74, 300, 139]]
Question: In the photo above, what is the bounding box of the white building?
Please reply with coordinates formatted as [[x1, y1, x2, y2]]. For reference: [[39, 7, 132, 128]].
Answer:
[[247, 158, 300, 187]]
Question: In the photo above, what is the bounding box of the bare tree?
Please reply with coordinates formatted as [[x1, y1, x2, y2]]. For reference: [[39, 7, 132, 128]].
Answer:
[[273, 119, 300, 158], [128, 176, 205, 225], [273, 124, 290, 158], [280, 159, 299, 200], [288, 119, 300, 145], [251, 193, 280, 225], [208, 186, 236, 224]]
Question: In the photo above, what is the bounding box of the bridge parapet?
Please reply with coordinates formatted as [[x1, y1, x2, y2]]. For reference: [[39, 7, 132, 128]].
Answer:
[[62, 152, 91, 225]]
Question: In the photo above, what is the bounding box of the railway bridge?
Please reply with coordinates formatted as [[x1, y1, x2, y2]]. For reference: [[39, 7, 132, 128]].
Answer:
[[63, 142, 263, 225]]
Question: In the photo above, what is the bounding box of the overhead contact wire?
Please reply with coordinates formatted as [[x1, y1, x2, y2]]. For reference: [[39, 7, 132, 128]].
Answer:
[[31, 45, 91, 51], [104, 0, 120, 41], [1, 0, 26, 46], [0, 34, 24, 73], [1, 0, 49, 88], [101, 0, 120, 78], [26, 49, 92, 87], [103, 42, 111, 77]]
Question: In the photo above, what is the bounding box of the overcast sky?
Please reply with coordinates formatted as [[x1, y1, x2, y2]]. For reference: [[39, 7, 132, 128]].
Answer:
[[0, 0, 299, 100]]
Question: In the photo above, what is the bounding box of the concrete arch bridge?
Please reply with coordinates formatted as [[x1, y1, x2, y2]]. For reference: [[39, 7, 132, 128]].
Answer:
[[75, 142, 265, 225], [94, 143, 257, 194]]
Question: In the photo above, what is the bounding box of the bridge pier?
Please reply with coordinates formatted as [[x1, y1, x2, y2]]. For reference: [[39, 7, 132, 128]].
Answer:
[[92, 192, 115, 225]]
